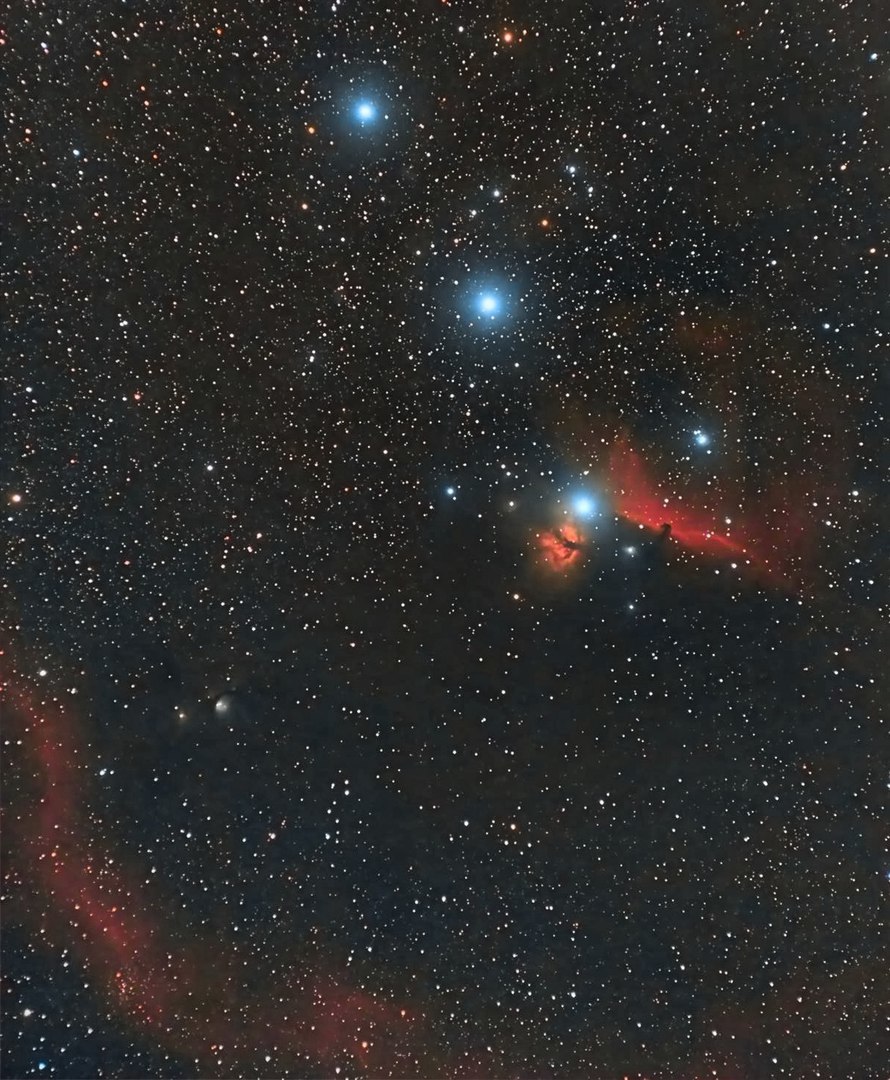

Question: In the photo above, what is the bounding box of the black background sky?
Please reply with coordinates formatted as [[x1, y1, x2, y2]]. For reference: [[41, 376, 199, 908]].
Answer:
[[2, 1, 888, 1077]]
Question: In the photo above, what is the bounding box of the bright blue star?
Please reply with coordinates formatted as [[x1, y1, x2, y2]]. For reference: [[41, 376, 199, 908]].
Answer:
[[477, 292, 500, 317], [354, 100, 377, 123], [572, 494, 597, 517], [693, 430, 710, 447]]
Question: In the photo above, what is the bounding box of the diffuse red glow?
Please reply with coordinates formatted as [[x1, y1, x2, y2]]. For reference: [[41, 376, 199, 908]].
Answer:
[[6, 686, 420, 1074], [14, 689, 183, 1026], [538, 523, 584, 570], [607, 438, 768, 571]]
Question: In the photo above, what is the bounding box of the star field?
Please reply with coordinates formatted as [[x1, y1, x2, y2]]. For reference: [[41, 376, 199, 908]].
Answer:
[[2, 2, 888, 1078]]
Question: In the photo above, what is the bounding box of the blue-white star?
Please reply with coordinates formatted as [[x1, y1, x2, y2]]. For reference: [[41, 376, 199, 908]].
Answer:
[[354, 100, 377, 123], [572, 494, 597, 517], [477, 292, 500, 317]]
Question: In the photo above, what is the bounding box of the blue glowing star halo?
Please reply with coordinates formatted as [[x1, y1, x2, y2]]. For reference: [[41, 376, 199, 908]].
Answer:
[[477, 292, 500, 317], [571, 494, 597, 518]]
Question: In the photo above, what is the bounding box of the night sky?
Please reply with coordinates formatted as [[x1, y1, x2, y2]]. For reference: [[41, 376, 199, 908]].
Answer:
[[2, 2, 888, 1078]]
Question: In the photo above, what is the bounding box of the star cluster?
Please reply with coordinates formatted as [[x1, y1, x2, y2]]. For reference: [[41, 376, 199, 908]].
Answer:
[[2, 2, 886, 1078]]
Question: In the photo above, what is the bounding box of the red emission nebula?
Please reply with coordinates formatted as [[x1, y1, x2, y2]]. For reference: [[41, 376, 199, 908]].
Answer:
[[5, 685, 431, 1077], [538, 523, 584, 569], [536, 436, 812, 585], [606, 437, 803, 582], [610, 440, 755, 560]]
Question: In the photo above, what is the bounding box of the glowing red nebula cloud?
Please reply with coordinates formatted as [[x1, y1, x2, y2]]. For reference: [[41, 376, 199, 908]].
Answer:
[[5, 686, 420, 1074], [606, 438, 778, 574], [538, 523, 584, 570], [9, 688, 179, 1027]]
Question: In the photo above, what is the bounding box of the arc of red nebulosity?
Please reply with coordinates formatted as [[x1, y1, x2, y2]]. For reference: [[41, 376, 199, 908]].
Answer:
[[7, 684, 423, 1073], [11, 686, 180, 1028]]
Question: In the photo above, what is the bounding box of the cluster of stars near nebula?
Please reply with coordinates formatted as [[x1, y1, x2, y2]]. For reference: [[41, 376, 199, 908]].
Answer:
[[3, 1, 886, 1079]]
